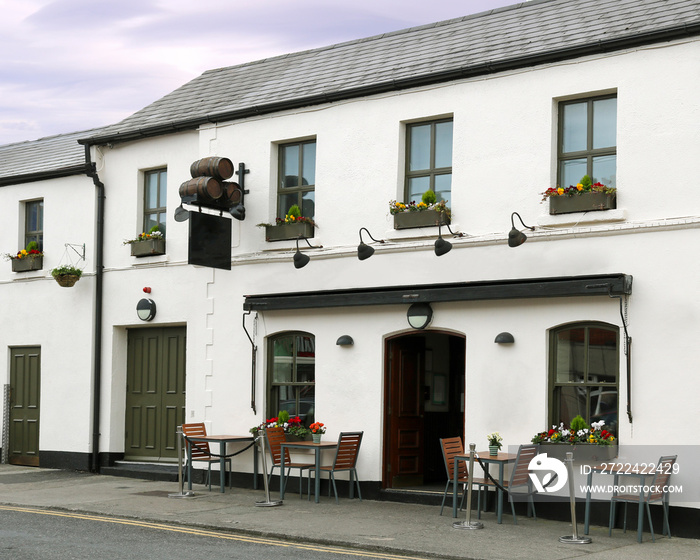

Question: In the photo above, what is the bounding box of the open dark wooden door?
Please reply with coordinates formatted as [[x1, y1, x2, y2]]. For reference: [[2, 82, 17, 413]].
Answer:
[[385, 336, 425, 487]]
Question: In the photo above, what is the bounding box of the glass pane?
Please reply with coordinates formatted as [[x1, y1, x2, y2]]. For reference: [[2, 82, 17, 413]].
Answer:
[[296, 335, 315, 382], [409, 124, 431, 171], [278, 193, 298, 220], [299, 385, 315, 426], [560, 158, 587, 188], [282, 145, 299, 188], [157, 212, 167, 236], [302, 143, 316, 186], [593, 98, 617, 149], [434, 174, 451, 206], [556, 386, 587, 426], [158, 171, 167, 207], [408, 176, 430, 203], [592, 155, 616, 188], [272, 336, 294, 383], [589, 388, 618, 435], [555, 328, 585, 383], [587, 328, 617, 384], [434, 121, 453, 169], [562, 102, 587, 153], [144, 214, 159, 234], [146, 172, 158, 210], [301, 191, 315, 220]]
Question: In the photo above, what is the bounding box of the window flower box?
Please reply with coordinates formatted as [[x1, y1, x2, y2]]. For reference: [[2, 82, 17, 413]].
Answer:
[[549, 192, 616, 215], [390, 199, 451, 230], [263, 221, 315, 242], [130, 238, 166, 257], [11, 255, 43, 272], [542, 176, 617, 216]]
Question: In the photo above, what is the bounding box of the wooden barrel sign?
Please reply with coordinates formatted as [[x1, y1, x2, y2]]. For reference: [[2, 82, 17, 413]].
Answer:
[[179, 177, 223, 203], [220, 182, 242, 206], [190, 157, 234, 181]]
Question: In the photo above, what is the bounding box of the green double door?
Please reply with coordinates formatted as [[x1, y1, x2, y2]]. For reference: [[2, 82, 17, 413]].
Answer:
[[125, 328, 186, 462], [9, 347, 41, 466]]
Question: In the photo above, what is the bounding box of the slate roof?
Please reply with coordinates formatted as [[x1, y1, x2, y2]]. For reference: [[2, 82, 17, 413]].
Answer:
[[0, 129, 101, 186], [75, 0, 700, 145]]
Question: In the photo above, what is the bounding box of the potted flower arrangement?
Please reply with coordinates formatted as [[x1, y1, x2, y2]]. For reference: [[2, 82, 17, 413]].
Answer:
[[390, 189, 451, 229], [487, 432, 503, 456], [309, 422, 326, 444], [124, 225, 165, 257], [51, 264, 83, 287], [531, 415, 617, 462], [250, 410, 310, 440], [258, 204, 316, 242], [541, 175, 616, 215], [5, 241, 44, 272]]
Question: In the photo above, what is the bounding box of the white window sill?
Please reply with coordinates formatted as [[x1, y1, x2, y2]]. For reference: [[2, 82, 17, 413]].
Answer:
[[536, 209, 627, 228], [384, 221, 462, 241]]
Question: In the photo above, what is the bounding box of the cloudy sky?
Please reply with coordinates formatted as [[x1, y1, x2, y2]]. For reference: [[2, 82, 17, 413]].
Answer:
[[1, 0, 518, 146]]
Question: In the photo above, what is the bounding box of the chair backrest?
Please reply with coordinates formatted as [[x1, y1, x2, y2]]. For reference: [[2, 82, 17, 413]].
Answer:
[[440, 437, 467, 481], [181, 422, 211, 459], [265, 426, 290, 466], [332, 432, 363, 470], [508, 444, 540, 491], [648, 455, 677, 502]]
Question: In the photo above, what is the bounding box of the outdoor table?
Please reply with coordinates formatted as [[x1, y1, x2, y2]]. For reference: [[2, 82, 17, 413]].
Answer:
[[279, 440, 338, 503], [583, 463, 651, 540], [454, 451, 516, 523], [185, 434, 255, 493]]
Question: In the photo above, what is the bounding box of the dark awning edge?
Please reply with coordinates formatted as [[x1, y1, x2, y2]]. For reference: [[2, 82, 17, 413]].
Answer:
[[243, 273, 633, 311]]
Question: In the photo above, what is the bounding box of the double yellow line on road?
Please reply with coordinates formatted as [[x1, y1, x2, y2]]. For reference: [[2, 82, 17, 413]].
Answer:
[[0, 505, 428, 560]]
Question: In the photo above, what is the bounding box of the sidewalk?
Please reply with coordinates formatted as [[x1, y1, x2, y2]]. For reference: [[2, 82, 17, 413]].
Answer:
[[1, 464, 699, 560]]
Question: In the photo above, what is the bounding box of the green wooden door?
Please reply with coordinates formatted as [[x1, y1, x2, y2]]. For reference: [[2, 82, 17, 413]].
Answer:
[[125, 328, 186, 462], [9, 346, 41, 466]]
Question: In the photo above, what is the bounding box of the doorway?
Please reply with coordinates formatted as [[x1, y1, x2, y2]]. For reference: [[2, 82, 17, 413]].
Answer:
[[9, 346, 41, 466], [124, 327, 186, 462], [383, 332, 465, 488]]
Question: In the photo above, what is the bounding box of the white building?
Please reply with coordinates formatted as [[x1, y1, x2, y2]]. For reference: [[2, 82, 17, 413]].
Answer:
[[2, 0, 700, 534]]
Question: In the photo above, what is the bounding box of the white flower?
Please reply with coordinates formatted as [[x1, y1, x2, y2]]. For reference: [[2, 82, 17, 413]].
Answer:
[[591, 420, 605, 431]]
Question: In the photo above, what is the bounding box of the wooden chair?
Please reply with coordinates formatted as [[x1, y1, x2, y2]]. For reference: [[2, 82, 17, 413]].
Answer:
[[181, 422, 231, 491], [316, 431, 363, 503], [265, 426, 314, 497], [439, 437, 488, 516], [505, 444, 539, 524], [609, 455, 677, 542]]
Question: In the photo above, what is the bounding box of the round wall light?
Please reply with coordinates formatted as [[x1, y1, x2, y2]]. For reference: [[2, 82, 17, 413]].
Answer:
[[407, 302, 433, 330], [137, 298, 157, 321]]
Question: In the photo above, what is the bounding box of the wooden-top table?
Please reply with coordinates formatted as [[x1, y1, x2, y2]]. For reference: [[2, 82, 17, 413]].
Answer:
[[280, 440, 338, 503], [454, 451, 517, 523], [185, 434, 255, 493]]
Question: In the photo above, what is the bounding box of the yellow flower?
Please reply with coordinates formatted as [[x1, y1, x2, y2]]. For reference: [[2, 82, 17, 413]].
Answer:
[[576, 183, 583, 191], [557, 187, 564, 195]]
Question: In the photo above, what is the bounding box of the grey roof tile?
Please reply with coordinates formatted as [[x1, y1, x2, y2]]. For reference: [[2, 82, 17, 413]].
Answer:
[[83, 0, 700, 144]]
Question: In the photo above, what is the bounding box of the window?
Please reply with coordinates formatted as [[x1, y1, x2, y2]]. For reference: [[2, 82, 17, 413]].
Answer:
[[405, 119, 453, 205], [278, 141, 316, 220], [267, 332, 315, 427], [144, 169, 167, 235], [25, 199, 43, 250], [558, 95, 617, 189], [549, 323, 619, 436]]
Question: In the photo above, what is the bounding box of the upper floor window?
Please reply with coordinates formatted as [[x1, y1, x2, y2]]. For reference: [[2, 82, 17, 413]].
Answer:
[[405, 119, 453, 206], [558, 95, 617, 189], [267, 332, 315, 428], [144, 169, 167, 235], [278, 140, 316, 220], [25, 199, 44, 251], [549, 322, 619, 436]]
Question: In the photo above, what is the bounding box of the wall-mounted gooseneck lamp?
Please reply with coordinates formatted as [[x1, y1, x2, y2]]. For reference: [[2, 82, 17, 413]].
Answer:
[[508, 212, 535, 247], [293, 236, 323, 269], [357, 227, 385, 260], [407, 302, 433, 329], [434, 223, 464, 257]]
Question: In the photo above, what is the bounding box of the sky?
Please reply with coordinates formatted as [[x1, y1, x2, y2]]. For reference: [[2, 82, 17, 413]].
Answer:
[[0, 0, 519, 146]]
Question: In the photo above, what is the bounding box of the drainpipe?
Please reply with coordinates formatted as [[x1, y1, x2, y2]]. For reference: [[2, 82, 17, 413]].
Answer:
[[84, 144, 104, 473]]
